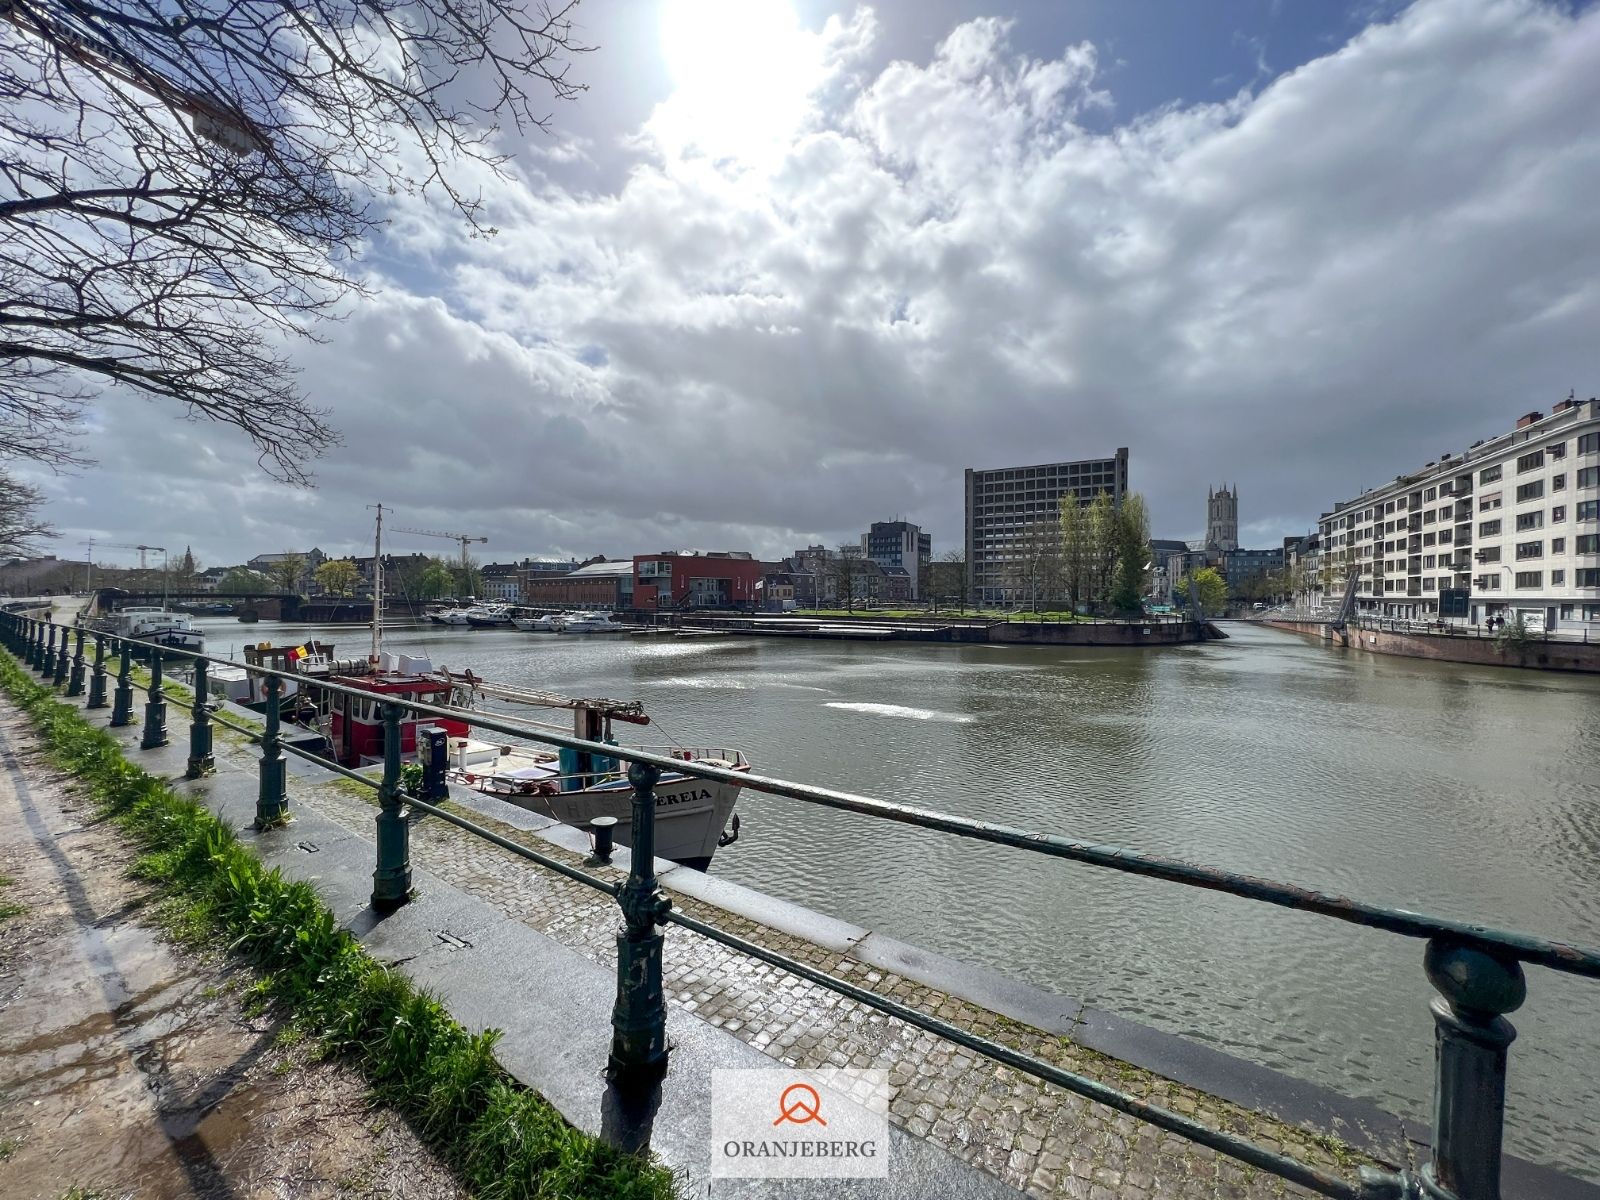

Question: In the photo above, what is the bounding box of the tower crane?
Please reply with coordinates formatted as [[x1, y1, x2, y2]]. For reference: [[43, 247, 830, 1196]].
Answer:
[[82, 541, 167, 590], [393, 527, 488, 596]]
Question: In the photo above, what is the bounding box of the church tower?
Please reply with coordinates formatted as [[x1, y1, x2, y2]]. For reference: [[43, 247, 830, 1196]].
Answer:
[[1206, 485, 1239, 552]]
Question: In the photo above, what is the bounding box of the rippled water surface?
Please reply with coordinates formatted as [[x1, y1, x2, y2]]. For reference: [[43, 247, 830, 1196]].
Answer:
[[201, 617, 1600, 1177]]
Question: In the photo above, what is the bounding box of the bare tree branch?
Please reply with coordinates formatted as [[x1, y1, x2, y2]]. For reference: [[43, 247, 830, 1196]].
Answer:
[[1, 0, 589, 483]]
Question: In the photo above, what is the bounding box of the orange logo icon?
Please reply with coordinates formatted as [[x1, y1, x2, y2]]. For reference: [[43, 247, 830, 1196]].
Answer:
[[773, 1082, 827, 1126]]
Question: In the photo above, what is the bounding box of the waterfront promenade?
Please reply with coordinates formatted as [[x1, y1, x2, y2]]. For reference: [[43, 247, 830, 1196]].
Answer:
[[3, 608, 1598, 1199]]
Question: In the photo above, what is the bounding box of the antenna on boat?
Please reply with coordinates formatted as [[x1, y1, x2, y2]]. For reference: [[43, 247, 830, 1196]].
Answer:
[[368, 503, 384, 666]]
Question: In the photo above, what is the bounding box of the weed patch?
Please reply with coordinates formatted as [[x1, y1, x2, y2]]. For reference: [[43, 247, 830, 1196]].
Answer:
[[0, 653, 675, 1200]]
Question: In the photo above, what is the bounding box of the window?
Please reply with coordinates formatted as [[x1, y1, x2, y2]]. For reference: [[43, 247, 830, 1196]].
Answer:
[[1580, 432, 1600, 454], [1479, 493, 1501, 511], [1423, 577, 1436, 590], [1479, 519, 1501, 537], [1580, 467, 1600, 488], [1516, 481, 1544, 503], [1553, 506, 1567, 522], [1423, 555, 1436, 569], [1423, 532, 1437, 547], [1480, 465, 1502, 483], [1515, 541, 1543, 560], [1581, 500, 1600, 521], [1579, 569, 1600, 588], [1554, 474, 1566, 491], [1478, 546, 1502, 563], [1580, 535, 1600, 554], [1439, 529, 1453, 543], [1515, 571, 1542, 588], [1553, 571, 1565, 586], [1548, 442, 1567, 459], [1552, 538, 1565, 553], [1478, 575, 1502, 590], [1517, 451, 1544, 473], [1516, 511, 1544, 532]]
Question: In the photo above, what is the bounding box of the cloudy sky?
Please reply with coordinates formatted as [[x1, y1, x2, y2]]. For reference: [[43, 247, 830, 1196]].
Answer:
[[28, 0, 1600, 571]]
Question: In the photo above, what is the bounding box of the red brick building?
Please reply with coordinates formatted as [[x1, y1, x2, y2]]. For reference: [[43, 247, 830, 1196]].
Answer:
[[633, 551, 763, 611]]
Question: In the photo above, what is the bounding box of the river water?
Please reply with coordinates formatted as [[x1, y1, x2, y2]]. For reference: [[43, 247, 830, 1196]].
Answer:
[[197, 616, 1600, 1178]]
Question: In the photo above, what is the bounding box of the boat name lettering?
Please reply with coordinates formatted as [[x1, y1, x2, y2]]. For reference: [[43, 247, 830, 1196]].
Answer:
[[656, 788, 711, 807]]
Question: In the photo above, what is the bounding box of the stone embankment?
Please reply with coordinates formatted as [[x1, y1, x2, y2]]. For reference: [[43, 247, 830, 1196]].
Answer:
[[676, 613, 1227, 645], [1266, 618, 1600, 673]]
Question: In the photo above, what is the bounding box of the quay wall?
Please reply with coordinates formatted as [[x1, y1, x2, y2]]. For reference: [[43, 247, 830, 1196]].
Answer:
[[1265, 619, 1600, 674], [676, 614, 1225, 645]]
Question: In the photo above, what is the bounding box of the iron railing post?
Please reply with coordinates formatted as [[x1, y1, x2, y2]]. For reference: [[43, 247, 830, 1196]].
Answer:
[[66, 626, 86, 696], [51, 623, 69, 687], [371, 700, 411, 910], [1419, 939, 1526, 1200], [26, 618, 42, 669], [86, 633, 108, 709], [185, 655, 214, 778], [41, 621, 57, 677], [608, 760, 671, 1085], [255, 674, 288, 826], [140, 647, 168, 748], [110, 640, 134, 726]]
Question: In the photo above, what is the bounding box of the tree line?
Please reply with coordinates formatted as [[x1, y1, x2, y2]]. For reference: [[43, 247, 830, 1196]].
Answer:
[[1005, 492, 1153, 613]]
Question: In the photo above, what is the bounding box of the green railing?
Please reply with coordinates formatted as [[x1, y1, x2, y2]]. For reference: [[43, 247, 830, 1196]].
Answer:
[[4, 612, 1598, 1200]]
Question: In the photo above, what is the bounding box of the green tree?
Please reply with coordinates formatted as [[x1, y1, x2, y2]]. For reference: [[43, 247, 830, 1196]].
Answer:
[[418, 557, 456, 599], [217, 567, 269, 593], [1177, 566, 1228, 617], [314, 559, 360, 597], [1109, 494, 1151, 613], [1059, 497, 1090, 613]]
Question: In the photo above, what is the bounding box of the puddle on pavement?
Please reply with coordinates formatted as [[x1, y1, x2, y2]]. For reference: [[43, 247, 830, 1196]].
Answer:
[[0, 904, 280, 1198]]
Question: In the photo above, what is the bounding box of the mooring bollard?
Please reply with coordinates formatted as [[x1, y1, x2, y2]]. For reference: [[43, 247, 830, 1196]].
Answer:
[[186, 656, 214, 778], [255, 674, 288, 826], [371, 701, 411, 910], [590, 815, 618, 862], [608, 760, 671, 1085], [1420, 938, 1525, 1200], [41, 622, 57, 678], [110, 641, 134, 726], [87, 633, 108, 709], [140, 647, 168, 749], [66, 626, 86, 696]]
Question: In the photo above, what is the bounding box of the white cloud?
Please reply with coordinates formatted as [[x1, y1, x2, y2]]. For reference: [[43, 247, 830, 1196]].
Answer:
[[43, 0, 1600, 565]]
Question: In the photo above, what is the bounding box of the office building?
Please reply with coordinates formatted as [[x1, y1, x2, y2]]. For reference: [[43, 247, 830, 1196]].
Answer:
[[964, 449, 1129, 604], [860, 521, 932, 598]]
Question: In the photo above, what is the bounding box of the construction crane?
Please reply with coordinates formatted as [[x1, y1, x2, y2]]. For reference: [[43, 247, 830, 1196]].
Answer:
[[82, 541, 167, 590], [393, 527, 488, 597]]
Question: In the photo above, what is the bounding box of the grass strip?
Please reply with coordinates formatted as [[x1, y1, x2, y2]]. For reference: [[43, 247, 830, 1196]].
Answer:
[[0, 652, 676, 1200]]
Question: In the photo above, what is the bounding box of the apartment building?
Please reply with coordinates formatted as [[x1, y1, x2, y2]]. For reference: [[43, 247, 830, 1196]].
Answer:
[[1316, 397, 1600, 629], [964, 449, 1129, 605]]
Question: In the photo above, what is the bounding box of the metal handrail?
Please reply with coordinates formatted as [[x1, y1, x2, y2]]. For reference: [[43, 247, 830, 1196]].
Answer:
[[4, 613, 1591, 1200]]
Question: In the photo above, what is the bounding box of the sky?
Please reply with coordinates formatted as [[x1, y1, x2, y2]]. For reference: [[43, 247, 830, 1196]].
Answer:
[[24, 0, 1600, 571]]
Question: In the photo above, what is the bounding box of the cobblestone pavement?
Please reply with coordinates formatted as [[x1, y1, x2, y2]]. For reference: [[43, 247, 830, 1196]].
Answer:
[[276, 769, 1391, 1200]]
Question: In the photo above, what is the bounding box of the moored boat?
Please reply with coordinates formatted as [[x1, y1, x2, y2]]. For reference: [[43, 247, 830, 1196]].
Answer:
[[464, 603, 514, 627], [556, 612, 628, 633]]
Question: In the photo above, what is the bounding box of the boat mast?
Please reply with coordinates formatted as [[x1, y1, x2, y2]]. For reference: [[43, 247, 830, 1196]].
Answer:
[[369, 503, 384, 665]]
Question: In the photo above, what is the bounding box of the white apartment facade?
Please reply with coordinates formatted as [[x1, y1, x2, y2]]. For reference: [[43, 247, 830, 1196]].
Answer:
[[1316, 397, 1600, 630]]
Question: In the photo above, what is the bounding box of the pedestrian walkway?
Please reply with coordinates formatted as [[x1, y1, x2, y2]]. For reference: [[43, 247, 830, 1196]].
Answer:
[[290, 776, 1381, 1199]]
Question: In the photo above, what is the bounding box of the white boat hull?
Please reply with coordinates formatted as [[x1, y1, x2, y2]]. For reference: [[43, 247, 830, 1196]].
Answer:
[[461, 763, 741, 870], [515, 776, 740, 870]]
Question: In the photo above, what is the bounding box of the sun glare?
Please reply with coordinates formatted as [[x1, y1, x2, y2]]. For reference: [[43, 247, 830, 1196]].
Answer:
[[657, 0, 820, 162]]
